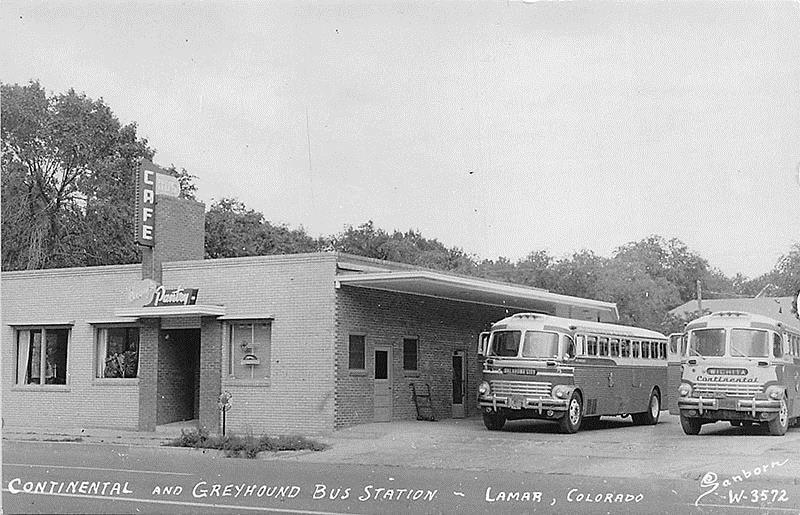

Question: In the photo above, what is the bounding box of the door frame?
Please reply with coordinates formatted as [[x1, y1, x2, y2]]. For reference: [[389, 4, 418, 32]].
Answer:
[[452, 350, 466, 418], [373, 345, 392, 422]]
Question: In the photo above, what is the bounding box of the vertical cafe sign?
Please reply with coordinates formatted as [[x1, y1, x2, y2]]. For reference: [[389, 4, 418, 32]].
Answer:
[[135, 160, 158, 246]]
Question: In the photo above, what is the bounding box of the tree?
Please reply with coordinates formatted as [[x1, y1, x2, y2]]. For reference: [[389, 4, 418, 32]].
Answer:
[[204, 198, 319, 258], [327, 221, 476, 273], [1, 81, 197, 270], [596, 260, 682, 331], [613, 235, 709, 302], [548, 250, 607, 300]]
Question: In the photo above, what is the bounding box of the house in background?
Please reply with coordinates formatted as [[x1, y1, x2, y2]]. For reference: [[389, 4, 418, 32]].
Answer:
[[669, 296, 800, 328]]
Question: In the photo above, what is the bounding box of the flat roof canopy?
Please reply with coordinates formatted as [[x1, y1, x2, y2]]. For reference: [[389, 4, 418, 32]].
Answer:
[[115, 304, 226, 318], [336, 271, 619, 322]]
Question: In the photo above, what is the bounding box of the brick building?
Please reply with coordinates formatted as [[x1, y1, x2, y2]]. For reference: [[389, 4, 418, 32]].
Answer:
[[2, 178, 618, 435]]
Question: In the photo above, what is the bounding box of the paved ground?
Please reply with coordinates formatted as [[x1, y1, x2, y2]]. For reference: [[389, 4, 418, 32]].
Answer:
[[4, 413, 800, 485]]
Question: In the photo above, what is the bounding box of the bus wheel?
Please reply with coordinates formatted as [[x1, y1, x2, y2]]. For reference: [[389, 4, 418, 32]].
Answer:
[[680, 414, 702, 435], [632, 390, 661, 425], [559, 392, 583, 434], [768, 397, 789, 436], [482, 411, 506, 431]]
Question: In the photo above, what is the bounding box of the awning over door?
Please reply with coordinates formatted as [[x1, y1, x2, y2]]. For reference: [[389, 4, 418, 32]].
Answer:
[[115, 305, 226, 318]]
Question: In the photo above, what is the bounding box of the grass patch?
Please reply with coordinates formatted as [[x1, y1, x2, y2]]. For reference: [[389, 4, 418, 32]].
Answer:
[[165, 428, 327, 458]]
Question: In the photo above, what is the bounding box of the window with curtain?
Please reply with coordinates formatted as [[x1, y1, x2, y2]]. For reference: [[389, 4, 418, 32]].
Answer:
[[96, 326, 140, 378], [16, 327, 70, 385]]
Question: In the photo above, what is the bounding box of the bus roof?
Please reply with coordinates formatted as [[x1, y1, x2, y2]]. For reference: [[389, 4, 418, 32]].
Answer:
[[490, 313, 667, 340], [685, 311, 800, 334]]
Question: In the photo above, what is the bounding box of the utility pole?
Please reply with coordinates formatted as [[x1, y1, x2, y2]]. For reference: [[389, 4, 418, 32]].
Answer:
[[696, 279, 703, 312]]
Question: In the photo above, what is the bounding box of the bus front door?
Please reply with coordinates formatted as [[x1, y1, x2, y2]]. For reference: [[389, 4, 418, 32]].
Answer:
[[667, 333, 684, 415]]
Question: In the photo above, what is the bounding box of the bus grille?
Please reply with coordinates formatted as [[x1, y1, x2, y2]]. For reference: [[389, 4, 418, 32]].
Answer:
[[490, 380, 552, 398], [693, 381, 763, 398]]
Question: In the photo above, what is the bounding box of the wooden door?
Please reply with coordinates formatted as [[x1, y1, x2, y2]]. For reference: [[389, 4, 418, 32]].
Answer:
[[452, 351, 466, 418], [374, 346, 392, 422]]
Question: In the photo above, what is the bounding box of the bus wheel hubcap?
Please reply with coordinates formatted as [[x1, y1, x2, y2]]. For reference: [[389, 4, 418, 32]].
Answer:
[[780, 401, 787, 426], [570, 400, 580, 424]]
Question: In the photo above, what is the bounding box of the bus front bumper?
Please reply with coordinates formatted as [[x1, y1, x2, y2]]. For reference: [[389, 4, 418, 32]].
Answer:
[[478, 395, 568, 414], [678, 396, 781, 419]]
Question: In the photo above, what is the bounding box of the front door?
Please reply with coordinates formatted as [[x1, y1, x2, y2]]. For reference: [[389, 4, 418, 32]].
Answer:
[[667, 333, 684, 415], [374, 346, 392, 422], [452, 351, 466, 418]]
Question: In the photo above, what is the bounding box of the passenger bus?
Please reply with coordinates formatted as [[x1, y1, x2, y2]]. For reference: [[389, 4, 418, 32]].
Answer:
[[477, 313, 668, 433], [677, 311, 800, 436]]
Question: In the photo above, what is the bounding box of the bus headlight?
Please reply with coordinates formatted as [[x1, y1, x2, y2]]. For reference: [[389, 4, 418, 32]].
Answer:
[[678, 383, 692, 397], [552, 385, 569, 399], [478, 381, 491, 396], [766, 387, 783, 400]]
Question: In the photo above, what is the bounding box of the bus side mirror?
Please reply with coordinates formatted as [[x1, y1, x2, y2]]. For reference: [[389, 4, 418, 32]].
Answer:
[[478, 332, 490, 357]]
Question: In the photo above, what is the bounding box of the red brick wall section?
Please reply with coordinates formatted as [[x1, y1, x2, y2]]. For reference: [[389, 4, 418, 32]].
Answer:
[[199, 317, 223, 433], [137, 319, 160, 431], [143, 195, 205, 282], [334, 286, 517, 429]]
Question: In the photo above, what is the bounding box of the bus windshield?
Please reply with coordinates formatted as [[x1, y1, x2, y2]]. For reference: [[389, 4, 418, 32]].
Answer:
[[688, 328, 725, 357], [489, 331, 521, 357], [521, 331, 559, 358], [730, 329, 768, 358]]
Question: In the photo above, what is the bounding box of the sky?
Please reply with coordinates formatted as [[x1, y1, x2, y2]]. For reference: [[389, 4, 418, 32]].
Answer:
[[2, 1, 799, 278]]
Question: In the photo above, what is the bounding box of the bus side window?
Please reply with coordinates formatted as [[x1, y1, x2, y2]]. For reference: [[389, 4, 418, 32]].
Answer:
[[632, 340, 640, 358], [587, 336, 598, 356], [563, 335, 576, 359], [599, 337, 609, 356], [621, 339, 630, 357], [774, 333, 783, 359], [610, 338, 620, 357], [641, 341, 650, 359], [660, 341, 667, 360], [681, 335, 688, 357], [575, 334, 585, 355]]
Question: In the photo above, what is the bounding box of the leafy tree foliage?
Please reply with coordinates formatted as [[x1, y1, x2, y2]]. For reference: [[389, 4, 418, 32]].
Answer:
[[327, 221, 475, 273], [1, 81, 196, 271], [204, 198, 320, 258], [613, 235, 709, 302]]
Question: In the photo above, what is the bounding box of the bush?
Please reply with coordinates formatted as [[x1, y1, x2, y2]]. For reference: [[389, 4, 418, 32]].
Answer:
[[165, 429, 327, 459]]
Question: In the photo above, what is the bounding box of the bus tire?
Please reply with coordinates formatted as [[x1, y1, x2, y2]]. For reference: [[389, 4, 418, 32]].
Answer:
[[768, 397, 789, 436], [632, 389, 661, 425], [680, 414, 702, 435], [559, 392, 583, 434], [483, 411, 506, 431]]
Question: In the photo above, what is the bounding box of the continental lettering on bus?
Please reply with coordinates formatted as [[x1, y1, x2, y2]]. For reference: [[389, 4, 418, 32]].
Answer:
[[677, 311, 800, 436], [477, 313, 668, 434]]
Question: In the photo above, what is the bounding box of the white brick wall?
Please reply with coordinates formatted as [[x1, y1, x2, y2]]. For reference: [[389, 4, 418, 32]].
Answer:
[[2, 264, 142, 430], [163, 253, 337, 435]]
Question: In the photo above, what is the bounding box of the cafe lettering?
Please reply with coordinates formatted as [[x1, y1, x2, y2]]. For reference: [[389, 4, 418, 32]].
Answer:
[[136, 162, 157, 247]]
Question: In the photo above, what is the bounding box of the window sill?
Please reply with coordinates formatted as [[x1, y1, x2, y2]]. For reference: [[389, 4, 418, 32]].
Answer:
[[11, 385, 70, 392], [93, 378, 139, 386], [223, 379, 271, 388], [348, 370, 367, 377], [403, 370, 420, 377]]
